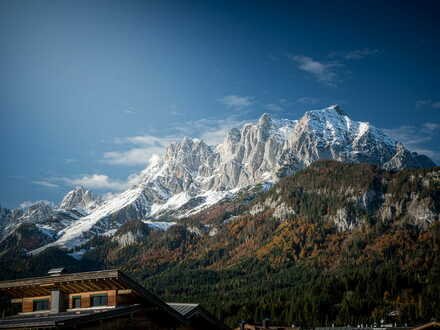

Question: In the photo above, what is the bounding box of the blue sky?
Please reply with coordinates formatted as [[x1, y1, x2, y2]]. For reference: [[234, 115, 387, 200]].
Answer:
[[1, 0, 439, 208]]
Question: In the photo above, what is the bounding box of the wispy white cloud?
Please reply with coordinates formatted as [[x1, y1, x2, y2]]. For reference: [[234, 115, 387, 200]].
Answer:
[[114, 135, 174, 146], [290, 55, 341, 86], [383, 123, 440, 163], [416, 99, 440, 109], [329, 48, 380, 60], [104, 135, 176, 166], [264, 103, 284, 112], [169, 104, 182, 116], [172, 116, 247, 146], [20, 200, 52, 209], [103, 148, 156, 166], [124, 108, 136, 115], [103, 114, 247, 167], [41, 160, 161, 192], [296, 97, 320, 105], [58, 174, 127, 191], [218, 95, 255, 110], [32, 180, 59, 188], [423, 123, 440, 131]]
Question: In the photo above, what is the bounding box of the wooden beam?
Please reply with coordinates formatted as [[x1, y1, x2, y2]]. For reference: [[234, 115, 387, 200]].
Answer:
[[40, 283, 56, 288], [64, 282, 84, 293], [106, 279, 125, 290], [0, 269, 120, 290], [117, 289, 133, 295], [79, 281, 96, 291], [89, 279, 103, 290]]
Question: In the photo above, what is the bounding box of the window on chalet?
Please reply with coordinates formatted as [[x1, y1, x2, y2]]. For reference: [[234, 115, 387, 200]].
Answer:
[[33, 299, 49, 311], [72, 296, 81, 308], [91, 293, 108, 307]]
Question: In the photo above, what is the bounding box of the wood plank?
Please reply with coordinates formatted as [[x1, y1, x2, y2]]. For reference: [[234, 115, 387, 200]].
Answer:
[[81, 294, 90, 308], [80, 281, 96, 291], [22, 295, 51, 313], [0, 269, 119, 289], [117, 289, 132, 295], [108, 290, 116, 306], [108, 278, 125, 289], [22, 299, 33, 313], [68, 282, 86, 293]]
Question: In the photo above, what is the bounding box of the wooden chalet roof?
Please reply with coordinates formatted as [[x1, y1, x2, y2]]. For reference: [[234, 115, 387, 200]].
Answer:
[[167, 303, 200, 318], [167, 302, 231, 330], [1, 269, 134, 297], [0, 269, 186, 325]]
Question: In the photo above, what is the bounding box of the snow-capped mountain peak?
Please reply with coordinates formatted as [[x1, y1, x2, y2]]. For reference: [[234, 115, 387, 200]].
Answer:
[[21, 105, 435, 253], [59, 187, 100, 212]]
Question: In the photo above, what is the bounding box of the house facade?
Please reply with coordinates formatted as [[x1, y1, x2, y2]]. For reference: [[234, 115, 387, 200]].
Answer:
[[0, 268, 229, 330]]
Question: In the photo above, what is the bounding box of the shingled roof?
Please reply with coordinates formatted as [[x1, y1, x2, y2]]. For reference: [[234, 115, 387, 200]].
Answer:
[[167, 302, 230, 330]]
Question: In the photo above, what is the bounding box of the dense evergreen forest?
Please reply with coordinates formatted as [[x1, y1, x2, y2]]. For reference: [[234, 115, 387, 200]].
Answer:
[[1, 161, 439, 328]]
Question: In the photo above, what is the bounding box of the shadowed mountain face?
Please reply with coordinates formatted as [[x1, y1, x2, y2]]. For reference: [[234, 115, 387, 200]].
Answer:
[[0, 106, 436, 253]]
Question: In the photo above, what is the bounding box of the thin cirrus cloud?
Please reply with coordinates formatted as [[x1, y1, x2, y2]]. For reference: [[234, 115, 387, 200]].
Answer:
[[218, 95, 255, 110], [290, 49, 379, 86], [383, 123, 440, 163], [296, 97, 320, 105], [31, 180, 59, 188], [416, 99, 440, 109], [329, 48, 380, 60], [264, 103, 284, 112], [290, 55, 341, 86]]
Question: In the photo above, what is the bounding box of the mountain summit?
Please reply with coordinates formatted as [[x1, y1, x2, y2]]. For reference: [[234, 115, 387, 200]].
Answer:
[[4, 106, 434, 252]]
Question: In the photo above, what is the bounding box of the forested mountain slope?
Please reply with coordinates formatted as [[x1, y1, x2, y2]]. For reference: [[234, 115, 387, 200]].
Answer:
[[1, 161, 439, 327]]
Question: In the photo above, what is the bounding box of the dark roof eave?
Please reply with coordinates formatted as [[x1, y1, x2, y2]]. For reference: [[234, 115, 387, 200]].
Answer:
[[0, 269, 120, 289], [56, 305, 144, 327]]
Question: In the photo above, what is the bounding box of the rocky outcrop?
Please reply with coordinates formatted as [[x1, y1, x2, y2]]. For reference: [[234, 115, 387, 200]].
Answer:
[[113, 221, 150, 247], [59, 187, 101, 212]]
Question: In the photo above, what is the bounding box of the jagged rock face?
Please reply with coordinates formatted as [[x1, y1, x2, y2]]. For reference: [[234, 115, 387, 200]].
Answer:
[[59, 187, 100, 212], [214, 113, 295, 189], [0, 223, 55, 252], [282, 105, 426, 171], [146, 137, 218, 195], [20, 201, 54, 222], [247, 163, 440, 232], [0, 200, 85, 245], [383, 143, 435, 170], [22, 106, 436, 252], [113, 221, 150, 247], [139, 105, 435, 200], [0, 201, 54, 239]]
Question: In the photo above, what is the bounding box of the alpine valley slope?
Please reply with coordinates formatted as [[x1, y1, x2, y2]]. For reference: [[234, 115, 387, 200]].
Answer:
[[3, 105, 434, 253]]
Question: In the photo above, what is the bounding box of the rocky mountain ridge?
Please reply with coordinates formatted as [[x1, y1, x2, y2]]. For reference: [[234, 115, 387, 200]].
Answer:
[[0, 106, 436, 252]]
